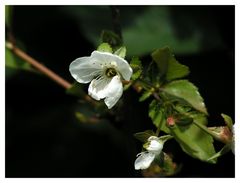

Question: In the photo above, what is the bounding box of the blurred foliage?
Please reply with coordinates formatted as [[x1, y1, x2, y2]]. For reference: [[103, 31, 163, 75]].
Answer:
[[5, 44, 36, 79], [5, 5, 13, 28], [60, 6, 224, 56]]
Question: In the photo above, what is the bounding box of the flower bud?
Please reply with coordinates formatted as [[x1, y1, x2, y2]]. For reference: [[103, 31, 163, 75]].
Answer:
[[208, 126, 232, 144]]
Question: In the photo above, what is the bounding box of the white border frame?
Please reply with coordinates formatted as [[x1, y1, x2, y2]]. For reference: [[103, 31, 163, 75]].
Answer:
[[1, 1, 238, 183]]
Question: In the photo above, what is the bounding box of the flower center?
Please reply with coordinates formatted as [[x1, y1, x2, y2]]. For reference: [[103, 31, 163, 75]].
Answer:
[[105, 68, 117, 78]]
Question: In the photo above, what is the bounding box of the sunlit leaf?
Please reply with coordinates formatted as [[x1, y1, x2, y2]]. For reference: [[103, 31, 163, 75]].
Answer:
[[169, 113, 216, 163], [130, 56, 142, 80], [163, 80, 208, 114], [97, 42, 113, 53], [114, 46, 126, 58]]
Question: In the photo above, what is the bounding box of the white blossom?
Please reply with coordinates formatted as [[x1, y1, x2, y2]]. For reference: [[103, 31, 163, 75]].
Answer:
[[134, 136, 163, 170], [69, 51, 132, 109]]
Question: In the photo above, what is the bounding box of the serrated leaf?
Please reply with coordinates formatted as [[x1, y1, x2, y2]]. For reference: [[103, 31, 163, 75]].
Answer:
[[163, 80, 208, 114], [139, 90, 152, 102], [169, 113, 216, 163], [151, 47, 169, 78], [166, 53, 189, 81], [149, 100, 170, 134], [134, 130, 156, 143], [114, 46, 126, 58], [97, 42, 112, 53], [221, 113, 233, 129], [151, 47, 189, 81], [130, 56, 142, 80], [101, 30, 122, 48]]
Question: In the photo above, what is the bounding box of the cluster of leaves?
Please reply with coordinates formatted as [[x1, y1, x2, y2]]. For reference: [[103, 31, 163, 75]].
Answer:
[[132, 46, 219, 164], [66, 30, 234, 176], [130, 46, 235, 175]]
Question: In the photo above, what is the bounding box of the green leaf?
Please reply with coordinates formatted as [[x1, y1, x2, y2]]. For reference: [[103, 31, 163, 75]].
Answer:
[[5, 5, 13, 28], [207, 144, 231, 162], [97, 42, 112, 53], [151, 47, 189, 81], [163, 80, 208, 114], [166, 53, 189, 81], [159, 135, 173, 143], [169, 113, 216, 163], [134, 130, 156, 143], [5, 46, 34, 72], [66, 82, 86, 98], [63, 6, 223, 56], [149, 100, 170, 134], [114, 46, 126, 58], [221, 113, 233, 129], [151, 47, 169, 78], [139, 90, 152, 102], [101, 30, 122, 49], [130, 56, 142, 80]]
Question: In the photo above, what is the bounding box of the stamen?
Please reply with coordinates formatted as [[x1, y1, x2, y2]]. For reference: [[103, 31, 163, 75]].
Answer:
[[105, 68, 117, 78]]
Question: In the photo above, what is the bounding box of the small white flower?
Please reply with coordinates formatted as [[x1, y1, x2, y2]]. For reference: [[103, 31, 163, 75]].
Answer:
[[134, 136, 163, 170], [146, 136, 163, 155], [134, 152, 155, 170], [69, 51, 133, 109]]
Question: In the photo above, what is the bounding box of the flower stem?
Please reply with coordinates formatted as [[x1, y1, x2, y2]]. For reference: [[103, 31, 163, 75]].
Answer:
[[6, 41, 72, 89]]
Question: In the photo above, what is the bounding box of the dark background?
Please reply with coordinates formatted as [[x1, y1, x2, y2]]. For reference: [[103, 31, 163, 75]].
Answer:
[[5, 6, 234, 177]]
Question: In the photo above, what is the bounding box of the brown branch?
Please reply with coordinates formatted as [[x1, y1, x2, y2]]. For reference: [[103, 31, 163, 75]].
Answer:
[[6, 41, 72, 90]]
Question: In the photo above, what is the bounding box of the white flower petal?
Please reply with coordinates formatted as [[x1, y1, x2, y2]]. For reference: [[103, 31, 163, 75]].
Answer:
[[134, 152, 155, 170], [69, 56, 102, 83], [147, 137, 163, 155], [91, 51, 133, 81], [104, 76, 123, 109], [88, 76, 111, 100]]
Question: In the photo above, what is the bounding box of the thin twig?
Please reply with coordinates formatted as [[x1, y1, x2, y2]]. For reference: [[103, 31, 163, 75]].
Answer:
[[6, 41, 72, 89]]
